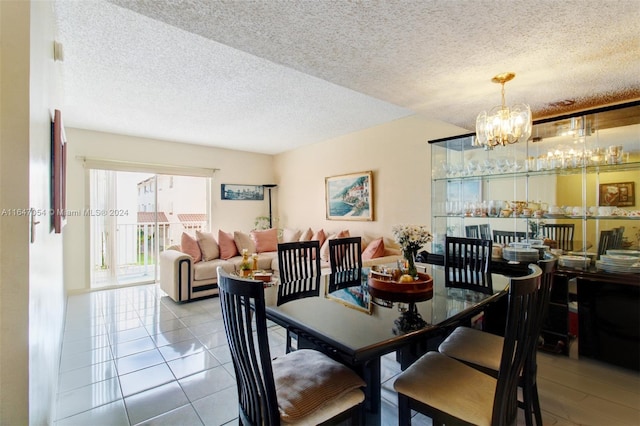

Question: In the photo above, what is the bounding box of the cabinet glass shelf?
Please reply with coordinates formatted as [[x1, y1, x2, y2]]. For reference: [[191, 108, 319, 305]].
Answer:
[[433, 160, 640, 183]]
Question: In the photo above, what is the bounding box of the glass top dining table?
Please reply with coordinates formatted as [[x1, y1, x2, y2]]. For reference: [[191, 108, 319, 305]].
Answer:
[[264, 264, 510, 425]]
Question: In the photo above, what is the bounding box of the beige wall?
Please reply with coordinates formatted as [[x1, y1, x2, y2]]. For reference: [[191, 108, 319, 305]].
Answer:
[[64, 129, 276, 292], [0, 2, 31, 424], [558, 169, 640, 249], [1, 1, 65, 424], [28, 1, 66, 424], [274, 115, 465, 239]]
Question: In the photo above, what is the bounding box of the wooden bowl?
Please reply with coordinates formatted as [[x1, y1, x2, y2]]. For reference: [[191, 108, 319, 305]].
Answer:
[[368, 272, 434, 303]]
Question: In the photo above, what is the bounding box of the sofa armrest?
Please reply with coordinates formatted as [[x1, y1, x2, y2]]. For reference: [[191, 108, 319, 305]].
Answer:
[[160, 249, 192, 302]]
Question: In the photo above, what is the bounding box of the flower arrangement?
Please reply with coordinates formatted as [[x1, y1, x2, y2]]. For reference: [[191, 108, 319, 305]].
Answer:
[[392, 225, 433, 277], [392, 224, 433, 252]]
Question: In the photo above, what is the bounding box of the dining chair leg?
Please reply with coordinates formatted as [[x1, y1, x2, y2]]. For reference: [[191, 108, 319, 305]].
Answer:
[[532, 386, 543, 426], [523, 378, 534, 426], [397, 393, 412, 426]]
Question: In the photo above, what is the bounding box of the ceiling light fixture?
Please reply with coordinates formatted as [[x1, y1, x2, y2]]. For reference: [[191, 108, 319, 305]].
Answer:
[[474, 72, 532, 150]]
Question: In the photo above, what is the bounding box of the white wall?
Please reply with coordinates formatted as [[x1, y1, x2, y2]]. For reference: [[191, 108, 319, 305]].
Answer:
[[64, 129, 276, 292], [274, 115, 466, 239]]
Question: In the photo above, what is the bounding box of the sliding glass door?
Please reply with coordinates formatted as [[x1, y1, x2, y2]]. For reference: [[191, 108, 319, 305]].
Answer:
[[89, 170, 209, 288]]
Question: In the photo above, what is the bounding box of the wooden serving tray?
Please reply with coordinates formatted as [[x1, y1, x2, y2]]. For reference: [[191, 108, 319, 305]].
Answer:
[[368, 271, 434, 303]]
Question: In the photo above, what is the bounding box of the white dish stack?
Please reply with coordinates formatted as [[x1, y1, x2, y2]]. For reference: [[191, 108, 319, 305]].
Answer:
[[503, 247, 539, 262], [558, 255, 590, 270], [596, 255, 640, 274]]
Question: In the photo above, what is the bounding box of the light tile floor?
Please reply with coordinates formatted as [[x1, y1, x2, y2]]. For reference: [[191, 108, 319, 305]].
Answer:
[[55, 284, 640, 425]]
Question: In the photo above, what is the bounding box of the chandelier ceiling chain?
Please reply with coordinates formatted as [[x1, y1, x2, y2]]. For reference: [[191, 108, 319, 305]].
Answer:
[[475, 72, 532, 150]]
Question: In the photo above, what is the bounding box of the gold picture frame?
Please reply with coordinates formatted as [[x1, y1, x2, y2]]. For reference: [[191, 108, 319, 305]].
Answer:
[[599, 182, 635, 207], [325, 171, 373, 221]]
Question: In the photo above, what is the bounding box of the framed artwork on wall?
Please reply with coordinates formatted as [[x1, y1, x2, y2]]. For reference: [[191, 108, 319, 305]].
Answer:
[[221, 184, 264, 200], [325, 171, 373, 221], [51, 109, 66, 233], [599, 182, 635, 207]]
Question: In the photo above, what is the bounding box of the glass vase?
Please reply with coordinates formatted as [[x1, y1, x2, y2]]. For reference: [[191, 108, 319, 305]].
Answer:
[[404, 249, 418, 278]]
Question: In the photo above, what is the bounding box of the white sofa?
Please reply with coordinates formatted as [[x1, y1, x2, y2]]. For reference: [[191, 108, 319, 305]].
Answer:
[[160, 228, 402, 302]]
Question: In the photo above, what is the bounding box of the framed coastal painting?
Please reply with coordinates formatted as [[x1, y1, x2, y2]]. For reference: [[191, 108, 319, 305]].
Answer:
[[325, 171, 373, 221], [221, 184, 264, 201], [51, 109, 67, 233], [325, 268, 372, 314]]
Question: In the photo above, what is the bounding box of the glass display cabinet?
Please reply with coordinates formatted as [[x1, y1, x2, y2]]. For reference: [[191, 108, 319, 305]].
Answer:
[[429, 101, 640, 256]]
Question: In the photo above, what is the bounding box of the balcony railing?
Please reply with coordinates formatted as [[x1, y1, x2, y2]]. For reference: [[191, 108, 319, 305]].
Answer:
[[92, 221, 207, 286]]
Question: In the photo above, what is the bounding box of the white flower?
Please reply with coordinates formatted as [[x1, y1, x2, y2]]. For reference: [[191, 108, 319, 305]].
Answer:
[[392, 224, 433, 253]]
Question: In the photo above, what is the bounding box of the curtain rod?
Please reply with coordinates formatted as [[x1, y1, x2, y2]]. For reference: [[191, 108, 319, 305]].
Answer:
[[76, 156, 219, 177]]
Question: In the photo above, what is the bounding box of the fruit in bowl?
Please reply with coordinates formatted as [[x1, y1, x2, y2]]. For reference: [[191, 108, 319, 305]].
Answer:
[[399, 274, 414, 283]]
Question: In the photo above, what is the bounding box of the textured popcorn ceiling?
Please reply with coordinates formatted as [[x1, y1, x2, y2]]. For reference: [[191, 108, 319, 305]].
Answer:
[[54, 0, 640, 154]]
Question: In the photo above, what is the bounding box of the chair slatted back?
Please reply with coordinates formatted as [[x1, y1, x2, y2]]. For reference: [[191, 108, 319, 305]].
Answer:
[[479, 224, 491, 240], [542, 224, 575, 251], [217, 267, 280, 426], [493, 264, 543, 425], [277, 240, 320, 284], [612, 227, 625, 249], [328, 237, 362, 274], [597, 230, 616, 258], [277, 276, 321, 306], [444, 236, 493, 294], [493, 230, 528, 245], [465, 225, 480, 238]]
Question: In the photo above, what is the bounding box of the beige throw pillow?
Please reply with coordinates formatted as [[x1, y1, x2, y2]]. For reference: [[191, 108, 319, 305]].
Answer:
[[282, 228, 302, 243], [299, 228, 313, 242], [196, 231, 219, 261], [234, 231, 256, 254]]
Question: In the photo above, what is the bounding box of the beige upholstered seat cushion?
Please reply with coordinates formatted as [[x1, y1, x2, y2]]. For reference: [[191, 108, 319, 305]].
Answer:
[[438, 326, 503, 372], [273, 349, 365, 423], [193, 258, 232, 281], [281, 387, 363, 426], [393, 351, 497, 426]]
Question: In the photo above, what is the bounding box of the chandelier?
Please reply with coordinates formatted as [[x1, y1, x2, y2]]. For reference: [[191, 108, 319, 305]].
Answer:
[[474, 72, 532, 149]]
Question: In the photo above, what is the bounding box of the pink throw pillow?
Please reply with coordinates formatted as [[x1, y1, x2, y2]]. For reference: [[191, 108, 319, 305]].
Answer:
[[218, 230, 239, 260], [181, 232, 202, 263], [337, 229, 350, 238], [251, 228, 278, 253], [362, 238, 385, 260], [311, 229, 326, 247]]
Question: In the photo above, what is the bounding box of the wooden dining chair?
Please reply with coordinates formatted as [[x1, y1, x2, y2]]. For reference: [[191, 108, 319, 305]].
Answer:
[[216, 267, 365, 426], [277, 240, 320, 284], [612, 226, 625, 249], [597, 229, 617, 258], [493, 229, 528, 245], [445, 236, 493, 295], [328, 236, 362, 274], [438, 256, 557, 426], [541, 223, 575, 251], [277, 240, 321, 352], [479, 223, 492, 240], [394, 264, 543, 426], [465, 225, 480, 238]]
